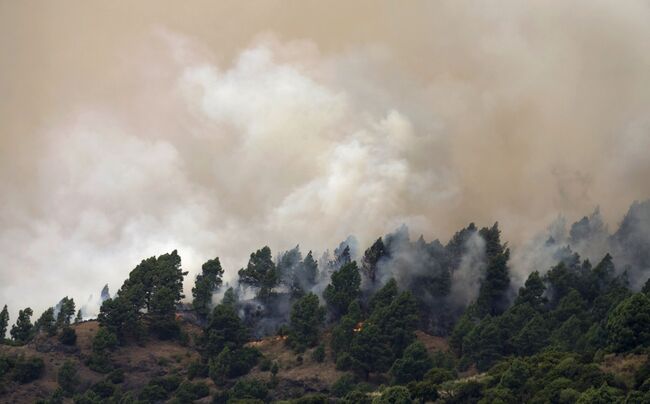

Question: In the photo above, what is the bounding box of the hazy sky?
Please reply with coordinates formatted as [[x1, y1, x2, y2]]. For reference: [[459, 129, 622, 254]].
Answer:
[[1, 1, 650, 319]]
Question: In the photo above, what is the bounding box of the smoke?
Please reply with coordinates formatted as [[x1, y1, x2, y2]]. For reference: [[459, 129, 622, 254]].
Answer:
[[2, 1, 650, 321]]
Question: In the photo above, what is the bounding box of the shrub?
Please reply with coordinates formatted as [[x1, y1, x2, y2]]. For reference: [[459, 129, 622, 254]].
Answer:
[[372, 386, 413, 404], [173, 381, 210, 402], [230, 379, 269, 401], [260, 357, 272, 371], [91, 380, 115, 398], [13, 357, 44, 383], [332, 374, 356, 397], [107, 368, 124, 384], [336, 352, 352, 371], [311, 343, 325, 363], [139, 384, 168, 401], [151, 374, 182, 393], [187, 360, 208, 379], [58, 327, 77, 346], [57, 360, 79, 395]]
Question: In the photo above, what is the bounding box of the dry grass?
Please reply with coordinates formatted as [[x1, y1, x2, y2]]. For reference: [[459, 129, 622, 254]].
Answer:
[[600, 353, 647, 388]]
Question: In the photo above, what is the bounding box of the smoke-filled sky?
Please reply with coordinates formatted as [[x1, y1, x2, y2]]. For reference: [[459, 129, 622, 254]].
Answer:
[[1, 0, 650, 320]]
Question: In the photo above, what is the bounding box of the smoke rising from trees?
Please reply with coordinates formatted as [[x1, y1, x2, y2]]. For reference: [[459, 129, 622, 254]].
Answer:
[[1, 1, 650, 321]]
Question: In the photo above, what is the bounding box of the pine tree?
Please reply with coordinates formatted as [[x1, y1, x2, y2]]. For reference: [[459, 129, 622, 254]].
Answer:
[[515, 271, 547, 310], [287, 293, 326, 352], [35, 307, 57, 336], [192, 257, 225, 318], [324, 262, 361, 318], [238, 246, 278, 301], [361, 238, 387, 284], [0, 305, 8, 341], [56, 297, 76, 327], [476, 223, 511, 317], [10, 307, 34, 343]]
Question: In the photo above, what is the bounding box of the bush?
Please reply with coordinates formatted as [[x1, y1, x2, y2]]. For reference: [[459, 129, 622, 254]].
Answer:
[[311, 343, 325, 363], [91, 380, 115, 398], [336, 352, 353, 371], [259, 357, 272, 372], [57, 360, 78, 395], [139, 384, 168, 401], [187, 360, 208, 379], [151, 374, 182, 393], [72, 389, 102, 404], [58, 327, 77, 346], [342, 390, 372, 404], [231, 379, 269, 401], [332, 374, 356, 397], [173, 381, 210, 402], [290, 393, 329, 403], [107, 368, 124, 384], [372, 386, 413, 404], [13, 357, 44, 383]]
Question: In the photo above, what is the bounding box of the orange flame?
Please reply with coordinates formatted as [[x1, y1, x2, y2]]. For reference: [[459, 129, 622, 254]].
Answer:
[[353, 321, 364, 333]]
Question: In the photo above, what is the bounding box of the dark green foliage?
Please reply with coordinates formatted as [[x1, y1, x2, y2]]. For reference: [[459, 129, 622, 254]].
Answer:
[[59, 326, 77, 345], [222, 286, 238, 306], [289, 393, 329, 404], [330, 300, 362, 360], [97, 296, 141, 343], [511, 313, 549, 356], [311, 343, 325, 363], [139, 384, 168, 401], [209, 347, 231, 385], [90, 380, 115, 398], [56, 297, 76, 327], [72, 389, 103, 403], [324, 261, 361, 318], [515, 271, 547, 310], [35, 307, 57, 336], [336, 352, 353, 371], [361, 237, 387, 284], [0, 305, 8, 341], [238, 246, 278, 301], [259, 357, 272, 371], [57, 360, 78, 395], [187, 360, 208, 379], [87, 327, 118, 373], [462, 315, 503, 371], [606, 293, 650, 352], [368, 278, 398, 313], [13, 356, 44, 383], [10, 307, 33, 343], [407, 380, 439, 403], [476, 223, 511, 317], [576, 383, 625, 403], [424, 367, 456, 384], [230, 379, 269, 401], [342, 390, 372, 404], [192, 256, 224, 318], [390, 341, 433, 384], [107, 368, 124, 384], [287, 293, 325, 351], [209, 346, 260, 384], [100, 250, 187, 343], [204, 303, 249, 357], [173, 381, 210, 402], [332, 373, 356, 397], [373, 385, 413, 403], [350, 323, 394, 378], [74, 310, 82, 324], [151, 374, 182, 393]]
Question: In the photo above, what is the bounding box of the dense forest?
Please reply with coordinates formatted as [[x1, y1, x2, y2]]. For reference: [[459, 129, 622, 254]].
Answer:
[[2, 200, 650, 403]]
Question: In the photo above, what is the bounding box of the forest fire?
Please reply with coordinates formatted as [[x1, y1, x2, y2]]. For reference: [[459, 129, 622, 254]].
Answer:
[[353, 321, 364, 333]]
